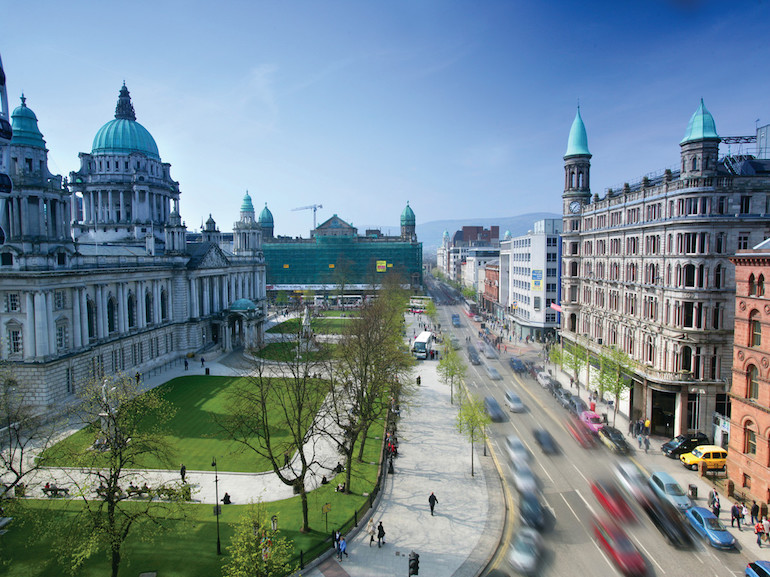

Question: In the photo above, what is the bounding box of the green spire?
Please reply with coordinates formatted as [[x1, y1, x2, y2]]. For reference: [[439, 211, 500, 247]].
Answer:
[[680, 99, 719, 145], [400, 201, 415, 226], [241, 191, 254, 213], [565, 107, 591, 158]]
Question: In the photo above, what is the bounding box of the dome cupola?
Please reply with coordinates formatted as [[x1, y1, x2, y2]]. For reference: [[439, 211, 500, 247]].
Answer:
[[400, 201, 416, 226], [258, 203, 273, 226], [680, 99, 719, 145], [564, 107, 591, 158], [91, 84, 160, 159], [11, 95, 46, 149]]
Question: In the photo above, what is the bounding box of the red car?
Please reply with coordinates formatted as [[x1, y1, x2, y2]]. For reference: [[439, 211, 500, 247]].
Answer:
[[591, 480, 636, 523], [566, 414, 596, 448], [592, 516, 647, 577]]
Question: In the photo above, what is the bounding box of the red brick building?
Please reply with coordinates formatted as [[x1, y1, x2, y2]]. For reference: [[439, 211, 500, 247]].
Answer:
[[481, 261, 499, 314], [728, 240, 770, 503]]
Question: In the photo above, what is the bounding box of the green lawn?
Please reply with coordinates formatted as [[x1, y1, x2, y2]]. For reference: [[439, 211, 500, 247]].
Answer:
[[267, 318, 352, 334], [42, 376, 325, 473], [317, 310, 359, 318], [253, 341, 336, 362], [1, 421, 386, 577]]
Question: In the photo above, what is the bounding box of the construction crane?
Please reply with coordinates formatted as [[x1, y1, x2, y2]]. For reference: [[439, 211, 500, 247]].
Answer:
[[292, 204, 323, 229]]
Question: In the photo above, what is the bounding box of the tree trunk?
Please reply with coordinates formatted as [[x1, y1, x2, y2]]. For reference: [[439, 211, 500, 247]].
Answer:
[[471, 433, 475, 477], [111, 545, 121, 577], [299, 485, 310, 532]]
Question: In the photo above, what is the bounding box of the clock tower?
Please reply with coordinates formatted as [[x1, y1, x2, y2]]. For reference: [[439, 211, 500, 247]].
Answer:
[[562, 107, 592, 218]]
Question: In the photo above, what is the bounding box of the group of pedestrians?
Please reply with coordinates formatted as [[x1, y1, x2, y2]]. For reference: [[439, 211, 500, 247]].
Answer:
[[364, 520, 387, 548]]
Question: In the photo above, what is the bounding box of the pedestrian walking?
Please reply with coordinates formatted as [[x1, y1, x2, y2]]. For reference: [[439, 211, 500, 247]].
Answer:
[[377, 521, 386, 547], [732, 502, 743, 530], [332, 529, 341, 554], [184, 359, 188, 371], [712, 496, 720, 518], [429, 492, 438, 516], [756, 520, 765, 548], [708, 488, 718, 508], [637, 433, 643, 449], [284, 452, 290, 468], [366, 519, 375, 546], [135, 372, 141, 383], [643, 436, 650, 453], [180, 463, 186, 483], [644, 418, 651, 435], [751, 500, 760, 525], [337, 536, 348, 560], [743, 503, 750, 525], [200, 357, 205, 368], [763, 517, 770, 542]]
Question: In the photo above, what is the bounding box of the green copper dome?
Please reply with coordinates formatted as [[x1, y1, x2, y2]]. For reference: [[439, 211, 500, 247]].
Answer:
[[230, 298, 257, 311], [680, 99, 719, 145], [565, 107, 591, 158], [241, 192, 255, 213], [92, 84, 160, 159], [442, 229, 450, 240], [11, 95, 46, 149], [259, 203, 274, 225], [400, 201, 415, 226]]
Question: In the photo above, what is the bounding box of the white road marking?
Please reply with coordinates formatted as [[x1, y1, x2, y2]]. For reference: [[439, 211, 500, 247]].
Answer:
[[630, 534, 665, 574], [560, 492, 582, 523]]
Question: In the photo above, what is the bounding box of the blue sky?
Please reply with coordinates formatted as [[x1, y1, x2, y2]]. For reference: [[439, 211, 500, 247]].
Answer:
[[2, 1, 769, 239]]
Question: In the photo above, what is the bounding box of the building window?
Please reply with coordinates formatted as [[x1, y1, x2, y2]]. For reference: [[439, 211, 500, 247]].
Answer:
[[750, 311, 762, 347], [87, 299, 97, 341], [748, 365, 759, 399], [744, 473, 752, 488], [127, 293, 136, 329], [745, 424, 757, 455], [714, 265, 722, 288], [54, 290, 66, 309], [145, 292, 153, 324], [56, 323, 69, 351], [740, 196, 751, 214], [738, 234, 750, 250], [749, 274, 757, 296], [160, 289, 168, 321], [107, 298, 118, 334], [5, 293, 20, 312], [759, 275, 766, 297], [6, 326, 22, 356]]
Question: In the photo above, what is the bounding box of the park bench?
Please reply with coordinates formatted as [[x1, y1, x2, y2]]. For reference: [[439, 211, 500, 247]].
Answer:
[[42, 485, 69, 497], [127, 486, 151, 498]]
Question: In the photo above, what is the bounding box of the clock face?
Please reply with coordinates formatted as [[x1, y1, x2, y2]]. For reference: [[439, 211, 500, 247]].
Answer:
[[569, 201, 581, 214]]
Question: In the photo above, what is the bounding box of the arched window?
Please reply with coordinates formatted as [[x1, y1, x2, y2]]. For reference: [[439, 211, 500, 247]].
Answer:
[[745, 420, 757, 454], [749, 274, 757, 296], [692, 157, 698, 171], [748, 365, 759, 399], [107, 297, 117, 333], [570, 261, 579, 276], [568, 313, 577, 333], [680, 346, 692, 372], [645, 335, 655, 364], [684, 264, 696, 287], [714, 265, 722, 288], [759, 275, 765, 297], [750, 311, 762, 348], [160, 289, 168, 321], [145, 292, 153, 325], [127, 293, 136, 329]]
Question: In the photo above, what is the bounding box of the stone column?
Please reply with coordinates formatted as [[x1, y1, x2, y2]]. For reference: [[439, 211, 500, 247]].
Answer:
[[24, 292, 36, 360], [190, 277, 199, 318], [154, 280, 161, 322], [73, 288, 82, 348], [213, 276, 220, 314], [138, 281, 147, 328], [202, 277, 210, 316], [118, 283, 126, 333], [46, 291, 56, 353], [80, 288, 89, 343], [34, 292, 48, 357]]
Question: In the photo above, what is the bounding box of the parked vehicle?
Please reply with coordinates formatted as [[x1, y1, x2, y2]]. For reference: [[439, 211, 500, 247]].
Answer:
[[746, 561, 770, 577], [649, 471, 692, 511], [685, 506, 735, 549], [508, 527, 543, 576], [679, 445, 727, 471], [661, 432, 710, 458], [556, 389, 573, 409], [505, 390, 525, 413], [580, 410, 605, 433], [484, 396, 505, 422], [509, 357, 527, 373], [568, 397, 589, 417], [598, 426, 631, 455], [536, 371, 551, 387]]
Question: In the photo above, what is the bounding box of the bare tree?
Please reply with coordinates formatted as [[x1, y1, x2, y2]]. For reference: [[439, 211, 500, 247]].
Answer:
[[220, 329, 332, 533], [54, 372, 182, 577]]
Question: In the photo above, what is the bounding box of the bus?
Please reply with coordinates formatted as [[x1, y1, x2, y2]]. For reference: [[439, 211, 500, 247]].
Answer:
[[412, 331, 434, 359], [463, 299, 478, 318]]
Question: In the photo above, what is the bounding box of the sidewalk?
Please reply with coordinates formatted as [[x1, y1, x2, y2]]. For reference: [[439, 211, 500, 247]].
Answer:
[[300, 345, 504, 577]]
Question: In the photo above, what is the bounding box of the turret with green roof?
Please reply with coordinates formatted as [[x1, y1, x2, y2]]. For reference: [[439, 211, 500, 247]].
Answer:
[[680, 99, 720, 178]]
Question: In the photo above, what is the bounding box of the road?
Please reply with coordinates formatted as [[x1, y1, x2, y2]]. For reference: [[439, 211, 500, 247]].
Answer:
[[431, 298, 751, 577]]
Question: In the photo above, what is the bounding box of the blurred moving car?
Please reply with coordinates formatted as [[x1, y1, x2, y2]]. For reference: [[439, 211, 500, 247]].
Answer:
[[512, 464, 539, 494], [484, 396, 505, 422], [518, 491, 546, 530], [685, 506, 736, 549], [598, 426, 631, 455], [467, 346, 481, 365], [661, 432, 709, 458], [504, 390, 525, 413], [580, 410, 605, 433], [614, 460, 650, 506], [486, 365, 502, 380], [505, 434, 532, 465], [450, 335, 462, 350], [641, 493, 695, 549], [508, 527, 543, 576], [679, 445, 728, 471], [509, 357, 527, 373], [567, 414, 596, 448], [592, 516, 647, 577], [649, 471, 692, 511], [533, 429, 559, 454], [746, 561, 770, 577], [591, 479, 636, 523]]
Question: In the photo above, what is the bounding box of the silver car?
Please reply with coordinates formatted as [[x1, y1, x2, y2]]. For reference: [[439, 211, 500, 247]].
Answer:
[[508, 527, 543, 575], [505, 434, 532, 465]]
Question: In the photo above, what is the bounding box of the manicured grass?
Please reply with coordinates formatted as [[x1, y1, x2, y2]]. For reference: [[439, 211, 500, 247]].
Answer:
[[317, 310, 359, 318], [253, 341, 336, 362], [267, 318, 352, 334], [42, 376, 325, 473], [1, 421, 386, 577]]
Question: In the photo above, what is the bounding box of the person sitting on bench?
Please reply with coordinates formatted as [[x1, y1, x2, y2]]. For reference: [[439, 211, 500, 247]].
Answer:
[[221, 492, 231, 505]]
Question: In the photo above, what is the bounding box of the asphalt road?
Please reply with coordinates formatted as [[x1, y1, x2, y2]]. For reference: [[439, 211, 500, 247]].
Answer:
[[435, 301, 751, 577]]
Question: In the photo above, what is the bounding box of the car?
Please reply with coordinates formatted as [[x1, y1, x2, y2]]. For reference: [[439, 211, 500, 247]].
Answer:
[[591, 479, 636, 523], [614, 460, 652, 506], [533, 429, 559, 454], [509, 357, 526, 373], [566, 414, 597, 448], [580, 410, 605, 433], [685, 506, 736, 549], [505, 434, 532, 465], [504, 390, 525, 413], [536, 371, 552, 387], [592, 516, 647, 577], [450, 335, 461, 350], [641, 492, 695, 549], [473, 315, 482, 322], [746, 561, 770, 577], [568, 397, 589, 416], [512, 464, 539, 494], [649, 471, 692, 511], [547, 378, 562, 396], [486, 365, 502, 380], [467, 346, 481, 365], [661, 432, 710, 458], [679, 445, 728, 471], [508, 526, 543, 576], [518, 491, 546, 530], [598, 426, 631, 455], [555, 388, 573, 409], [480, 341, 498, 359], [484, 396, 505, 422]]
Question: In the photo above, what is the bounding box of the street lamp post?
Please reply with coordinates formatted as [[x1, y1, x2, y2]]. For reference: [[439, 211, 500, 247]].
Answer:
[[212, 457, 222, 555]]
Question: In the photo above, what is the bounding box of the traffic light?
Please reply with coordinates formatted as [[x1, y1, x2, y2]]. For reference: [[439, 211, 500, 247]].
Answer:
[[408, 551, 419, 575]]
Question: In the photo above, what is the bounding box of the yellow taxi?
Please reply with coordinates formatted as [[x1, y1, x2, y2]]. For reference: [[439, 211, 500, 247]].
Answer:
[[680, 445, 727, 471]]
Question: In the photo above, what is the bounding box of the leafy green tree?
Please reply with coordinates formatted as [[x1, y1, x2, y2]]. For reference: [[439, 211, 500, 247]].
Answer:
[[275, 291, 289, 307], [461, 287, 476, 301], [596, 346, 634, 426], [563, 341, 588, 386], [437, 343, 466, 404], [424, 299, 438, 323], [222, 503, 297, 577], [548, 345, 563, 371], [54, 373, 181, 577], [455, 395, 491, 476]]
